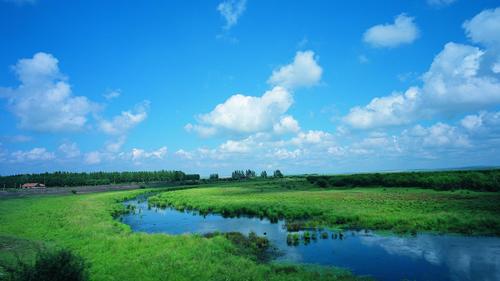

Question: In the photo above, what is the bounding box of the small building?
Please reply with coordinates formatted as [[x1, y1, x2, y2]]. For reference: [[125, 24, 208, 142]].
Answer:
[[21, 183, 46, 189]]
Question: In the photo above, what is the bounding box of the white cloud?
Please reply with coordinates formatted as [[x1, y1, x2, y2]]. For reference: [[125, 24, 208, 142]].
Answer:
[[327, 146, 346, 157], [131, 146, 167, 161], [184, 123, 217, 138], [343, 87, 421, 129], [422, 42, 500, 108], [460, 111, 500, 132], [11, 147, 55, 163], [103, 90, 121, 100], [58, 142, 80, 158], [493, 62, 500, 74], [1, 52, 95, 132], [175, 149, 194, 160], [194, 86, 293, 135], [84, 151, 102, 165], [363, 14, 420, 48], [99, 101, 149, 135], [403, 123, 470, 148], [344, 40, 500, 130], [291, 130, 332, 146], [463, 7, 500, 47], [268, 50, 323, 89], [217, 0, 246, 30], [460, 114, 483, 131], [219, 139, 251, 153], [272, 148, 302, 160], [427, 0, 456, 7], [105, 137, 126, 153], [273, 115, 300, 134]]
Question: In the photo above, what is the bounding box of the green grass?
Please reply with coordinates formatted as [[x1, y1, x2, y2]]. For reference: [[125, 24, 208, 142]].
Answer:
[[149, 179, 500, 235], [0, 188, 368, 281]]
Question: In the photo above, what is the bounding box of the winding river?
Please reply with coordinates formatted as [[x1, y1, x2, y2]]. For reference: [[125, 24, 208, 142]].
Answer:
[[120, 197, 500, 281]]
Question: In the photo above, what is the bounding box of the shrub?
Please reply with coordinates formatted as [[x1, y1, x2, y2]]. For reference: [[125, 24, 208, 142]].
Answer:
[[7, 248, 88, 281]]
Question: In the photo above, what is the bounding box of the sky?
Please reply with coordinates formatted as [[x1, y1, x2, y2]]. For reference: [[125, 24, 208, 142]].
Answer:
[[1, 0, 500, 176]]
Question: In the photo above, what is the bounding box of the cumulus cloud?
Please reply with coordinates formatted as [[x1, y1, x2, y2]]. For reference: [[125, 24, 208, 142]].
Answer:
[[272, 148, 302, 160], [344, 41, 500, 129], [131, 146, 167, 161], [0, 52, 95, 132], [219, 139, 251, 153], [290, 130, 332, 146], [11, 147, 55, 163], [273, 115, 300, 134], [188, 51, 324, 137], [402, 123, 470, 148], [422, 42, 500, 108], [195, 86, 293, 135], [99, 101, 149, 135], [460, 111, 500, 133], [343, 87, 421, 129], [363, 14, 420, 48], [463, 7, 500, 76], [268, 51, 323, 89], [217, 0, 246, 30], [463, 7, 500, 47], [58, 142, 80, 158], [175, 149, 194, 160]]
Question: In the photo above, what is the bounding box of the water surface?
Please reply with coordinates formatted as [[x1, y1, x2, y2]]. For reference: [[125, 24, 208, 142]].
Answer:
[[120, 198, 500, 281]]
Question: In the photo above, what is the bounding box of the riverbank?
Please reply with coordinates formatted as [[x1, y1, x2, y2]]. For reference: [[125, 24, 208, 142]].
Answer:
[[0, 188, 368, 281], [148, 179, 500, 235]]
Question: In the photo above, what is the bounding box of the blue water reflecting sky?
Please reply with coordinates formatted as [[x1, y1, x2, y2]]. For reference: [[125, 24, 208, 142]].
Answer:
[[121, 199, 500, 281]]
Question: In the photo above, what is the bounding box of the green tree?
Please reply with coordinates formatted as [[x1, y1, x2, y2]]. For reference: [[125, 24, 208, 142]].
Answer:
[[273, 170, 284, 178]]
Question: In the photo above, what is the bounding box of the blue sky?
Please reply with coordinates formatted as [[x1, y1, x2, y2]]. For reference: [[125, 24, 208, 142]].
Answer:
[[1, 0, 500, 176]]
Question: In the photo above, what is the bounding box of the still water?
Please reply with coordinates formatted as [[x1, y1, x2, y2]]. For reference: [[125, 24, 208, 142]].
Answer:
[[120, 198, 500, 281]]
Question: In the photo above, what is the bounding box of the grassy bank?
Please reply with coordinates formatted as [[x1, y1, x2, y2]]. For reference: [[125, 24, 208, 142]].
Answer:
[[0, 188, 367, 281], [305, 169, 500, 191], [149, 179, 500, 235]]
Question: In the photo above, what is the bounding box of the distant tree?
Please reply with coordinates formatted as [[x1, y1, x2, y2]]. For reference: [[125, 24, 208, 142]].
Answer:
[[245, 169, 256, 178], [260, 171, 267, 178], [273, 170, 284, 178], [232, 170, 245, 180], [209, 173, 219, 180]]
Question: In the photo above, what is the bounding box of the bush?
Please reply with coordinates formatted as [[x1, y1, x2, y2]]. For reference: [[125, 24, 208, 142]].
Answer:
[[7, 248, 88, 281]]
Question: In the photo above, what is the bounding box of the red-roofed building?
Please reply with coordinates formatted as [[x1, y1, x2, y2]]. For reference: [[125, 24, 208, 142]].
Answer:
[[21, 183, 46, 189]]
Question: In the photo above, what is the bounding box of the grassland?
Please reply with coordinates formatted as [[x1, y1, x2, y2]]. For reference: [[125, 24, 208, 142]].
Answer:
[[149, 179, 500, 235], [0, 188, 367, 281]]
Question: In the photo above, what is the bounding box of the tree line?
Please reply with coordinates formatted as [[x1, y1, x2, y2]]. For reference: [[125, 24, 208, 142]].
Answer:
[[0, 170, 200, 188], [306, 169, 500, 192], [206, 170, 284, 181]]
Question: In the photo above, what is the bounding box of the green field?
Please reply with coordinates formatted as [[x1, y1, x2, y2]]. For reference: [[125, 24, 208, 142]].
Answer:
[[149, 179, 500, 235], [1, 178, 499, 281], [0, 187, 367, 281]]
